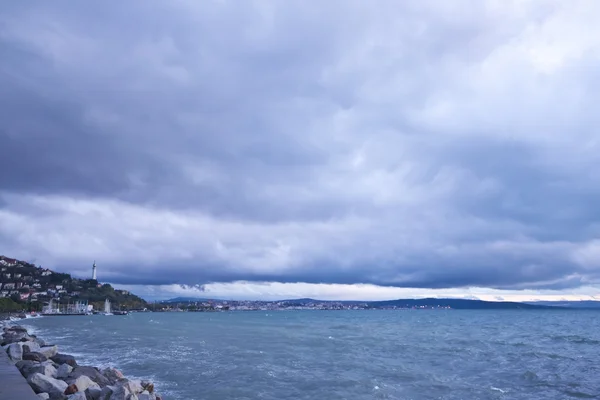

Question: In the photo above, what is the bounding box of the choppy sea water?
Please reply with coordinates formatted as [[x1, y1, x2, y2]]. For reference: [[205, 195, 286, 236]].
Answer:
[[21, 310, 600, 400]]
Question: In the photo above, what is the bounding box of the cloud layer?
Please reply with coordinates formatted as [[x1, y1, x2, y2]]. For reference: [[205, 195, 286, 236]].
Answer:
[[1, 1, 600, 295]]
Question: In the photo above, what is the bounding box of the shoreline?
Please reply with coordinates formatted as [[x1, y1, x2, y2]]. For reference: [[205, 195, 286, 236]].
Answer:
[[1, 316, 162, 400]]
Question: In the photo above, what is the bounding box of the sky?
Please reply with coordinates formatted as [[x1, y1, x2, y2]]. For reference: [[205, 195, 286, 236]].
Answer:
[[1, 1, 600, 302]]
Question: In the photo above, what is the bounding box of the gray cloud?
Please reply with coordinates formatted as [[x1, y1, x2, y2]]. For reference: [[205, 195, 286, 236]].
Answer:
[[1, 1, 600, 292]]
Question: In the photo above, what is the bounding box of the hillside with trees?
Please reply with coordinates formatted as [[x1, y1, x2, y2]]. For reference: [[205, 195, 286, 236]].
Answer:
[[0, 255, 147, 312]]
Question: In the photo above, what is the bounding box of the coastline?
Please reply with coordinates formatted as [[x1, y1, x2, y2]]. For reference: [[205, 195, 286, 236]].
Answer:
[[1, 316, 162, 400]]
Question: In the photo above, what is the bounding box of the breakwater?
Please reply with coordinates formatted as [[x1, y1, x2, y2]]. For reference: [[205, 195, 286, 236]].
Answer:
[[1, 321, 162, 400]]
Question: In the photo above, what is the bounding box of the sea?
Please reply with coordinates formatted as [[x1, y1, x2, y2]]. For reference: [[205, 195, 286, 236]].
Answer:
[[20, 310, 600, 400]]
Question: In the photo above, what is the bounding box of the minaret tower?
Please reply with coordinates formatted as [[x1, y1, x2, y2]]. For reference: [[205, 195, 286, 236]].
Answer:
[[92, 261, 97, 281]]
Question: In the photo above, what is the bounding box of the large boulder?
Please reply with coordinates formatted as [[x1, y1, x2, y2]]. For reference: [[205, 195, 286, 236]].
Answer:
[[51, 353, 78, 367], [37, 393, 50, 400], [102, 368, 125, 385], [40, 345, 59, 358], [140, 381, 154, 394], [57, 364, 73, 379], [120, 380, 143, 395], [65, 385, 78, 395], [69, 366, 111, 387], [66, 375, 100, 393], [28, 373, 69, 396], [107, 385, 131, 400], [67, 393, 87, 400], [137, 392, 155, 400], [22, 362, 58, 379], [6, 342, 23, 360], [85, 386, 103, 400], [23, 342, 42, 353], [24, 351, 49, 362], [99, 386, 114, 400]]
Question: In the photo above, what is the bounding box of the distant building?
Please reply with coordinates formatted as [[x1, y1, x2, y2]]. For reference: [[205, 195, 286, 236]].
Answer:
[[41, 270, 53, 276]]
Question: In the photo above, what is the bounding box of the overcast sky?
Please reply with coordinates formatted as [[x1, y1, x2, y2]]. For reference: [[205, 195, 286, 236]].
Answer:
[[1, 1, 600, 301]]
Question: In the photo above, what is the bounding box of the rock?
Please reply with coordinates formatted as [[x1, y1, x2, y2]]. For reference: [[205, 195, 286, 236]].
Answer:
[[85, 387, 102, 400], [37, 394, 50, 400], [137, 392, 154, 400], [70, 366, 110, 387], [6, 342, 23, 360], [99, 386, 114, 400], [67, 393, 87, 400], [23, 341, 42, 353], [127, 395, 138, 400], [24, 351, 49, 362], [120, 380, 143, 395], [51, 354, 78, 367], [16, 359, 38, 371], [48, 393, 68, 400], [5, 325, 28, 333], [140, 381, 154, 394], [108, 385, 131, 400], [67, 375, 100, 392], [33, 337, 48, 347], [40, 345, 59, 358], [57, 364, 74, 379], [28, 373, 69, 396], [25, 362, 58, 378], [65, 384, 79, 395], [102, 368, 125, 385]]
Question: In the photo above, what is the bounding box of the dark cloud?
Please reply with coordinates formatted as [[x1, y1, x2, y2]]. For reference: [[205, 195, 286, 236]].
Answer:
[[1, 1, 600, 293]]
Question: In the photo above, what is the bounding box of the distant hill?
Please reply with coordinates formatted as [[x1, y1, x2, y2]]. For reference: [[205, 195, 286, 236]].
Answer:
[[161, 297, 218, 303], [0, 255, 147, 311], [527, 301, 600, 309], [368, 298, 556, 309]]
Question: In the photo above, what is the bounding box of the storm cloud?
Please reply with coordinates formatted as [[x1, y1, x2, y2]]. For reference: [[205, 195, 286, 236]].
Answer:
[[1, 1, 600, 293]]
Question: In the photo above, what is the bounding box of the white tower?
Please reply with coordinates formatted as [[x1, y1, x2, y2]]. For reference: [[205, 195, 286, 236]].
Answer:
[[92, 261, 97, 280]]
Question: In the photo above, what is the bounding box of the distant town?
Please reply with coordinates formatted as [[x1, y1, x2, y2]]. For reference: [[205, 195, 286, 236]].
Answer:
[[156, 298, 453, 312]]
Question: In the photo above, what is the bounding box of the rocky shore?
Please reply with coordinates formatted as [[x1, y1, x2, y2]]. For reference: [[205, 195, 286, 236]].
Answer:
[[1, 323, 163, 400]]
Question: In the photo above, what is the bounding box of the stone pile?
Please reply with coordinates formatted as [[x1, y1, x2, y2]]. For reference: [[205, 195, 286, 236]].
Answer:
[[2, 325, 162, 400]]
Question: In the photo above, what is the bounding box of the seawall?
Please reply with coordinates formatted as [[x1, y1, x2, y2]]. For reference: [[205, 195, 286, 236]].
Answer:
[[0, 348, 39, 400]]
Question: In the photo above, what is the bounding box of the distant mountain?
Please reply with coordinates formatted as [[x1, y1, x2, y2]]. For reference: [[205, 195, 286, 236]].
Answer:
[[369, 298, 556, 309], [527, 301, 600, 309], [161, 297, 218, 303], [278, 297, 557, 309]]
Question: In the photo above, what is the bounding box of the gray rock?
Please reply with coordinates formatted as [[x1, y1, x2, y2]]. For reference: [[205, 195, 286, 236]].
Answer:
[[40, 345, 59, 358], [69, 366, 110, 387], [67, 375, 100, 392], [120, 380, 143, 395], [108, 385, 131, 400], [67, 393, 87, 400], [6, 342, 23, 360], [99, 386, 114, 400], [85, 387, 102, 400], [16, 359, 38, 371], [102, 368, 125, 385], [27, 372, 69, 396], [126, 395, 138, 400], [37, 393, 50, 400], [23, 351, 48, 362], [23, 341, 42, 353], [57, 364, 74, 379], [23, 362, 58, 379], [137, 392, 154, 400], [51, 353, 78, 367], [32, 336, 47, 347]]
